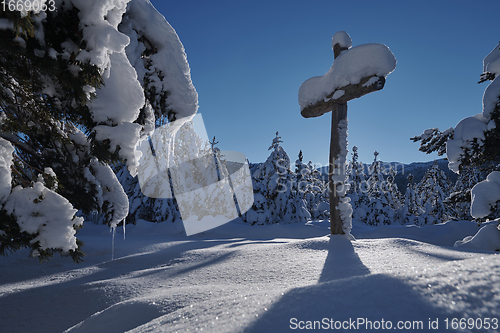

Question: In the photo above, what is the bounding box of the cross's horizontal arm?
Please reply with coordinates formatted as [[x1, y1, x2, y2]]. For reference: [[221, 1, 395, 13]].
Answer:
[[301, 75, 385, 118]]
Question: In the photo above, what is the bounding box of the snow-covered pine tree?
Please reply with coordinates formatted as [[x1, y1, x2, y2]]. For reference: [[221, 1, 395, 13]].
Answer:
[[347, 146, 366, 202], [243, 132, 309, 225], [347, 146, 371, 223], [362, 151, 396, 225], [115, 165, 180, 224], [294, 150, 328, 218], [352, 188, 370, 224], [446, 164, 481, 220], [243, 161, 270, 225], [452, 43, 500, 224], [401, 173, 421, 224], [412, 42, 500, 227], [299, 160, 329, 220], [0, 0, 198, 261], [0, 4, 119, 262], [383, 164, 403, 221], [295, 150, 304, 179], [414, 161, 452, 224]]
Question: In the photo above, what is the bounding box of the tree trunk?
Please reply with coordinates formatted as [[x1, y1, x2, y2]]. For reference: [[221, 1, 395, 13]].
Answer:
[[329, 103, 347, 234]]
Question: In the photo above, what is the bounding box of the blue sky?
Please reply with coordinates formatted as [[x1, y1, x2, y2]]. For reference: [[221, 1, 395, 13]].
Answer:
[[150, 0, 500, 167]]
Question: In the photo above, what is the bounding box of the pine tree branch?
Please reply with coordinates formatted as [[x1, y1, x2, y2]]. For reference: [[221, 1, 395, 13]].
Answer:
[[479, 72, 496, 84], [0, 131, 39, 157], [13, 151, 44, 175], [410, 127, 454, 156], [10, 164, 31, 187]]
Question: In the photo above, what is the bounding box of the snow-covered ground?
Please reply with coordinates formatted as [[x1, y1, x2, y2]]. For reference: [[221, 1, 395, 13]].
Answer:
[[1, 219, 499, 333]]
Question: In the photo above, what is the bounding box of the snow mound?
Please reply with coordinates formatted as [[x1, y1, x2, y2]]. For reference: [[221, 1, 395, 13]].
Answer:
[[64, 300, 164, 333]]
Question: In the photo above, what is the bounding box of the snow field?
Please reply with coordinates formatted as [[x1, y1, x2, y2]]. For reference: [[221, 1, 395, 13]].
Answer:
[[1, 218, 499, 332]]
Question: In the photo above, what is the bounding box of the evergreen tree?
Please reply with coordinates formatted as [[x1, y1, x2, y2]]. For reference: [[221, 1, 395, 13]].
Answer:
[[243, 132, 309, 225], [363, 151, 395, 225], [295, 150, 304, 179], [300, 160, 329, 220], [347, 146, 370, 223], [401, 173, 421, 224], [384, 164, 403, 221], [0, 5, 114, 262], [0, 1, 198, 261], [446, 165, 479, 220], [347, 146, 367, 200], [449, 162, 500, 222], [115, 164, 181, 224], [412, 42, 500, 225], [415, 161, 452, 224]]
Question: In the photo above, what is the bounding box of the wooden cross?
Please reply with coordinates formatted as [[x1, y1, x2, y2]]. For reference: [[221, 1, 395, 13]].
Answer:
[[299, 32, 393, 235]]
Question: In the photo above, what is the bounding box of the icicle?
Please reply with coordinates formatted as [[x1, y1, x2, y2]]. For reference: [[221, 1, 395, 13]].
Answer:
[[166, 122, 175, 169], [111, 221, 124, 260], [161, 122, 176, 202], [111, 225, 116, 260], [154, 119, 177, 198]]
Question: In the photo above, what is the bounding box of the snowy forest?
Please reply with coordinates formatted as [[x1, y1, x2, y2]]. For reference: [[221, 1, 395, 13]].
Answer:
[[116, 131, 491, 229], [1, 1, 500, 332]]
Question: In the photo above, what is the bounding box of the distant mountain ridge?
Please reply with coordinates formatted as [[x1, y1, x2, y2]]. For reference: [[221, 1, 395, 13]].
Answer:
[[317, 158, 457, 193], [392, 159, 457, 191]]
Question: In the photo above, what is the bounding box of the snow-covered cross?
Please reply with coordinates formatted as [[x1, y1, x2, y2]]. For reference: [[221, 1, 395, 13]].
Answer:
[[298, 31, 396, 235]]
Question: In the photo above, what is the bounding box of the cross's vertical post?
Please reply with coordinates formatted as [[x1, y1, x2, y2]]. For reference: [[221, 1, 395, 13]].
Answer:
[[329, 102, 347, 235], [328, 42, 349, 235]]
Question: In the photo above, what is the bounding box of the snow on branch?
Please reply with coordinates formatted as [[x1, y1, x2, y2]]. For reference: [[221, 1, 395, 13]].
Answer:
[[121, 0, 199, 120], [0, 138, 14, 203], [3, 182, 84, 253], [470, 171, 500, 219]]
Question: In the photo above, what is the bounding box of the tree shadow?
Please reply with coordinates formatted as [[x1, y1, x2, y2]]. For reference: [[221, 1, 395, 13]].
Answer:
[[0, 236, 249, 333]]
